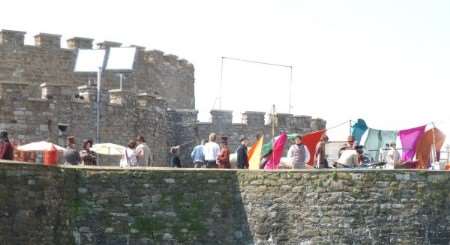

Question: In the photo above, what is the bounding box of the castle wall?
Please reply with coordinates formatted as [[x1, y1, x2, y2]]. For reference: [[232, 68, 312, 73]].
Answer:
[[0, 162, 449, 244], [0, 82, 169, 165], [0, 30, 195, 110]]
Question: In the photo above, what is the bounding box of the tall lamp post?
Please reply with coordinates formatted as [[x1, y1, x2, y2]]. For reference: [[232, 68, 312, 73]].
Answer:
[[74, 47, 136, 143]]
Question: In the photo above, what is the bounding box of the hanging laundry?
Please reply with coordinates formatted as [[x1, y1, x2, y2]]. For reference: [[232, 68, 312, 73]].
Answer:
[[264, 133, 287, 170], [415, 128, 446, 169], [302, 130, 326, 166], [351, 119, 368, 145], [398, 125, 426, 161], [364, 129, 397, 161], [248, 136, 263, 170]]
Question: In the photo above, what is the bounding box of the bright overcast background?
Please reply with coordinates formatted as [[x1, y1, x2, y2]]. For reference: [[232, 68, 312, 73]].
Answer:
[[1, 0, 450, 141]]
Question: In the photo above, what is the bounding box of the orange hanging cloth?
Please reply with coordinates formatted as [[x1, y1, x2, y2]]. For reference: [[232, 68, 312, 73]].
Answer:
[[415, 128, 445, 169], [302, 130, 326, 167]]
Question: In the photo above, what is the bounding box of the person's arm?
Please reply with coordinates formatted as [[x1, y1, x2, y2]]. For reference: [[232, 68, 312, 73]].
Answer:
[[0, 143, 5, 159], [191, 147, 196, 160], [287, 146, 293, 159], [304, 145, 310, 164]]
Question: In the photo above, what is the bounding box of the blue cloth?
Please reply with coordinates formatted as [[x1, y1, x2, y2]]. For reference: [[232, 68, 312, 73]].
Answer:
[[364, 129, 398, 161], [351, 119, 368, 145], [191, 145, 205, 163]]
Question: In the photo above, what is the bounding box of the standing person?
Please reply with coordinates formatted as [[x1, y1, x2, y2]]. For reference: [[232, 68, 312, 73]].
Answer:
[[191, 140, 205, 168], [170, 146, 181, 168], [120, 140, 138, 167], [378, 143, 390, 163], [136, 136, 152, 167], [385, 142, 401, 169], [236, 136, 249, 169], [0, 131, 13, 160], [80, 139, 97, 165], [203, 133, 220, 168], [314, 134, 329, 168], [64, 136, 81, 165], [287, 135, 310, 169], [217, 136, 231, 169]]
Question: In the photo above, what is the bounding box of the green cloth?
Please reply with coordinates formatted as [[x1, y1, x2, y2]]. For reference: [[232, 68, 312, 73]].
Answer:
[[261, 133, 298, 157], [364, 129, 398, 161]]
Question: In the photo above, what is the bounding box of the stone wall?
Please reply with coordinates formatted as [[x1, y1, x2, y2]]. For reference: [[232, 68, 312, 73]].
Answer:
[[0, 82, 169, 164], [1, 161, 449, 244], [0, 29, 195, 110]]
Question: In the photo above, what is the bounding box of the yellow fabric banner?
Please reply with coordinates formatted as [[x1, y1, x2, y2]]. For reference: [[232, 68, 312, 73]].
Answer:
[[249, 137, 264, 170]]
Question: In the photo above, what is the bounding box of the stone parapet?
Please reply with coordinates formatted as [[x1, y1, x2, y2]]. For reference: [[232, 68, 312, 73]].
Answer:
[[67, 37, 94, 49], [34, 33, 61, 49]]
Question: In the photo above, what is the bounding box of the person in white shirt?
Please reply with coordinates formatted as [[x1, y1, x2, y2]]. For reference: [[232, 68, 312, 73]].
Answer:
[[287, 135, 311, 169], [120, 140, 138, 167], [136, 135, 152, 167], [378, 144, 390, 163], [385, 142, 400, 169], [203, 133, 220, 168]]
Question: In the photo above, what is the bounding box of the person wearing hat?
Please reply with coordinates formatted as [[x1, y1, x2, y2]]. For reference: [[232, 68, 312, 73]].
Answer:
[[236, 136, 249, 169], [217, 136, 231, 169], [0, 131, 13, 160]]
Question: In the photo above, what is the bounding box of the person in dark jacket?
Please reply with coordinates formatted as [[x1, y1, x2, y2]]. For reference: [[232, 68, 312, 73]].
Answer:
[[0, 131, 13, 160], [63, 136, 81, 165], [170, 146, 181, 168], [236, 136, 249, 169], [80, 139, 97, 165]]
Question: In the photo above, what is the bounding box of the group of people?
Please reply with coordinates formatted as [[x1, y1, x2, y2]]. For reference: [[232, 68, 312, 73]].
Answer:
[[189, 132, 331, 169], [335, 136, 401, 169], [190, 133, 251, 169]]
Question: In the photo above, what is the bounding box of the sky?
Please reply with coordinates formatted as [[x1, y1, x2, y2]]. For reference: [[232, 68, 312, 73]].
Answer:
[[1, 0, 450, 141]]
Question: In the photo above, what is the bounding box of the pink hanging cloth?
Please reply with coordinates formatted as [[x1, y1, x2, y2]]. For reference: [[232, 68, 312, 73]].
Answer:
[[399, 125, 426, 161], [264, 133, 287, 170]]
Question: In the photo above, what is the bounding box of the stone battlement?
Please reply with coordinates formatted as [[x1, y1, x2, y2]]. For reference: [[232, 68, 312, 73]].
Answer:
[[0, 29, 195, 110], [0, 29, 193, 68]]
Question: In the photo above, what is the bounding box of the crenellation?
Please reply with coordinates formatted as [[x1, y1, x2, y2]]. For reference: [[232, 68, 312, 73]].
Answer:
[[109, 89, 135, 105], [96, 41, 122, 49], [40, 82, 75, 100], [242, 111, 265, 127], [0, 29, 26, 47], [67, 37, 94, 49], [34, 33, 61, 49], [311, 118, 327, 131], [0, 81, 30, 100]]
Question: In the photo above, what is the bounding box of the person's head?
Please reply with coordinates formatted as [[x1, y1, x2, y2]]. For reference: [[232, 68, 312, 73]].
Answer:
[[320, 134, 329, 143], [208, 133, 217, 142], [385, 143, 390, 148], [136, 135, 145, 144], [0, 131, 8, 141], [294, 135, 303, 145], [83, 139, 93, 150], [67, 136, 76, 147], [390, 142, 396, 148], [128, 140, 137, 149], [170, 146, 178, 155], [240, 136, 248, 146], [355, 145, 364, 154], [220, 136, 228, 147], [347, 136, 355, 147]]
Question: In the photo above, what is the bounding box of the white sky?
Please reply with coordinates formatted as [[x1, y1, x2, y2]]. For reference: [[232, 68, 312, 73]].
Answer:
[[1, 0, 450, 141]]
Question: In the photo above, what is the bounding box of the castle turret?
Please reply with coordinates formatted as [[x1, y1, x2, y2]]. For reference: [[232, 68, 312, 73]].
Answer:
[[34, 33, 61, 49], [67, 37, 94, 49]]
